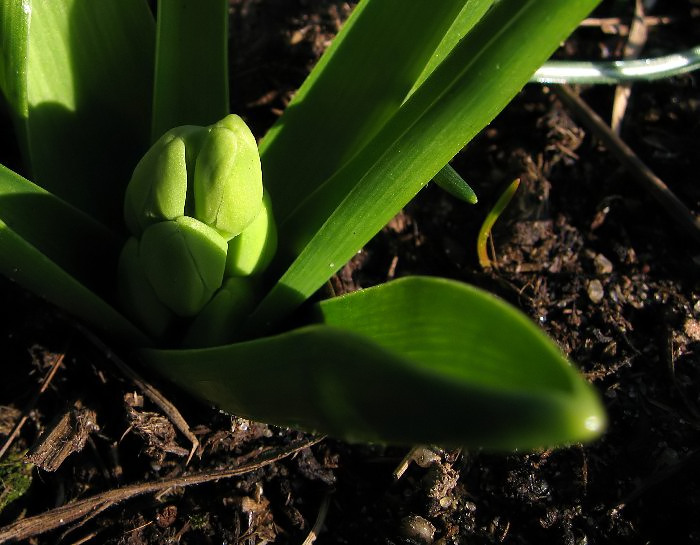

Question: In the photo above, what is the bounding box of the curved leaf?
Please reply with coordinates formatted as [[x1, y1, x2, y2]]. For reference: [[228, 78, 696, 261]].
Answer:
[[141, 277, 605, 450]]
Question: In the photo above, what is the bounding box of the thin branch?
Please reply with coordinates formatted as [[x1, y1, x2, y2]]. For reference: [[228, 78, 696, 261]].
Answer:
[[553, 85, 700, 244], [75, 325, 199, 464], [580, 15, 673, 34], [0, 436, 323, 543], [0, 350, 66, 460], [301, 493, 332, 545], [611, 0, 648, 134]]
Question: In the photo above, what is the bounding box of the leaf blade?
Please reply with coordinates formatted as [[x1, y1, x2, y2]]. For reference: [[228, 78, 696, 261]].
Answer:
[[0, 0, 30, 119], [141, 277, 605, 450], [0, 163, 149, 345], [253, 0, 601, 329], [0, 163, 121, 294], [0, 222, 151, 347], [260, 0, 494, 222], [151, 0, 229, 140], [23, 0, 155, 226]]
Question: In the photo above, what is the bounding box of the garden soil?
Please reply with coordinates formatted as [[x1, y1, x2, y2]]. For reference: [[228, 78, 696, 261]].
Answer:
[[0, 0, 699, 543]]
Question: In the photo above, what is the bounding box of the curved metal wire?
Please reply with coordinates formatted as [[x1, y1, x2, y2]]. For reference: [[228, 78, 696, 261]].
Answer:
[[531, 45, 700, 84]]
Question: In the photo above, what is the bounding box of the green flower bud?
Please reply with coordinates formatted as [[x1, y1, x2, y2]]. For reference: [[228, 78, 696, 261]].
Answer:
[[119, 114, 273, 344], [123, 114, 262, 240], [193, 115, 263, 238], [225, 191, 277, 277], [117, 237, 174, 338], [183, 276, 258, 348], [140, 216, 228, 317], [124, 126, 203, 236]]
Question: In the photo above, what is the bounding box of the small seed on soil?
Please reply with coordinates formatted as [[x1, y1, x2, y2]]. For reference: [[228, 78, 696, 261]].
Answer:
[[439, 496, 452, 509], [587, 279, 605, 303], [399, 514, 436, 544], [594, 253, 613, 274]]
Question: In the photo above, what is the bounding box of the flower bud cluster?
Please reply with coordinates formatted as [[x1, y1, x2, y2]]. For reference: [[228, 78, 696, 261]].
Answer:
[[118, 114, 276, 344]]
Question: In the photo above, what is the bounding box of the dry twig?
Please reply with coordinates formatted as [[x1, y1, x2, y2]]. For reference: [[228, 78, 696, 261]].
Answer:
[[301, 493, 332, 545], [580, 15, 673, 35], [26, 402, 99, 472], [75, 325, 199, 464], [0, 435, 323, 543], [611, 0, 648, 134], [0, 350, 66, 461], [553, 85, 700, 244]]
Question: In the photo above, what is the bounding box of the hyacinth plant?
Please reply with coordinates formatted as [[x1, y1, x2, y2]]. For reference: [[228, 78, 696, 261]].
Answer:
[[0, 0, 606, 450]]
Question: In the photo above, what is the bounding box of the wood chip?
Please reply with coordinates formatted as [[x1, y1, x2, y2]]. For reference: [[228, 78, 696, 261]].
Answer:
[[26, 402, 99, 472]]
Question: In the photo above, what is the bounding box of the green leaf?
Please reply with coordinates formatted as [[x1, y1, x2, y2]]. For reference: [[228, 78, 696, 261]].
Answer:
[[251, 0, 600, 331], [19, 0, 154, 226], [406, 1, 495, 97], [0, 163, 121, 295], [260, 0, 494, 223], [141, 277, 605, 450], [433, 164, 478, 204], [0, 167, 150, 346], [0, 0, 30, 120], [151, 0, 229, 140]]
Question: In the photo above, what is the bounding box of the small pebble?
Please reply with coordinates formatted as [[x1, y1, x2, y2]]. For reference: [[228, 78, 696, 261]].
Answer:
[[399, 514, 436, 545], [587, 279, 605, 304], [684, 318, 700, 341], [594, 253, 613, 275], [656, 446, 680, 467]]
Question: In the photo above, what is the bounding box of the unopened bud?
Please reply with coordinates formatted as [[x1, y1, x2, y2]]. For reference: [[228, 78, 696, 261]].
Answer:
[[193, 115, 263, 238], [226, 191, 277, 277], [119, 114, 274, 343], [139, 216, 228, 317], [183, 276, 258, 347], [117, 237, 174, 338]]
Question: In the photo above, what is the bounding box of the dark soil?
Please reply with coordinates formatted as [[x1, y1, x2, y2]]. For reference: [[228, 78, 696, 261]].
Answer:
[[1, 1, 699, 544]]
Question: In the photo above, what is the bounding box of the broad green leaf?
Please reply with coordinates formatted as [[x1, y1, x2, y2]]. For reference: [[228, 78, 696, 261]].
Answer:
[[0, 163, 121, 295], [141, 277, 604, 450], [21, 0, 154, 226], [151, 0, 229, 140], [0, 222, 151, 346], [260, 0, 494, 223], [0, 168, 150, 346], [251, 0, 601, 330]]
